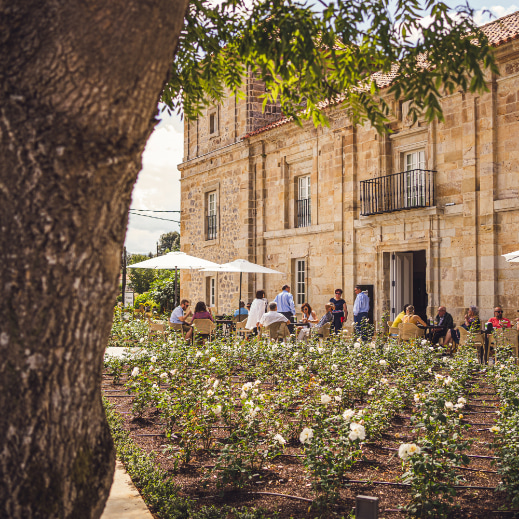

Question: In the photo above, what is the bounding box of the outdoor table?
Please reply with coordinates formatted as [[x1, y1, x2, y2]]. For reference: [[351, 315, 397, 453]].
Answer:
[[294, 322, 311, 328], [417, 324, 447, 342], [215, 319, 235, 336]]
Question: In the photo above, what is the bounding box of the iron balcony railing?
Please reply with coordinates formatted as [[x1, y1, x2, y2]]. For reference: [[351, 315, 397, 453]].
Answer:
[[360, 169, 435, 216], [206, 214, 217, 240], [297, 198, 311, 227]]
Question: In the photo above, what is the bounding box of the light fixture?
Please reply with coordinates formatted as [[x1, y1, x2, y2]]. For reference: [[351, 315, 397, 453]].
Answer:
[[355, 495, 379, 519]]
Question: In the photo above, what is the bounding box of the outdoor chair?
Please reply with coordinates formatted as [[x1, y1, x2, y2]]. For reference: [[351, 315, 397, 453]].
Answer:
[[148, 322, 167, 339], [233, 314, 248, 323], [313, 322, 332, 340], [458, 327, 486, 361], [261, 321, 289, 341], [398, 323, 425, 342], [169, 322, 188, 339], [493, 328, 519, 359], [235, 320, 253, 339], [192, 319, 216, 343]]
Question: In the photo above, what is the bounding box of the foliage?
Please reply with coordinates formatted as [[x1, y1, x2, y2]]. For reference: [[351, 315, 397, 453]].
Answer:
[[128, 253, 158, 294], [106, 315, 494, 514], [105, 400, 276, 519], [164, 0, 498, 133], [150, 274, 180, 312], [158, 231, 180, 255]]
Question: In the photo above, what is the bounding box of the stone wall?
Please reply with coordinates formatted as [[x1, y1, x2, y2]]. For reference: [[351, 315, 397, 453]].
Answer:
[[179, 39, 519, 324]]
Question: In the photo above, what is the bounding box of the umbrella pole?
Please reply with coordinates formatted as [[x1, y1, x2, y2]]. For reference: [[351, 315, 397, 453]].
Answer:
[[174, 267, 178, 308], [239, 271, 242, 317]]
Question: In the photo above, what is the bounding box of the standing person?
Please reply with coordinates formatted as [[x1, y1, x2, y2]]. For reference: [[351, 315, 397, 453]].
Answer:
[[274, 285, 295, 333], [245, 290, 268, 335], [353, 285, 370, 340], [169, 299, 193, 341], [330, 288, 348, 334]]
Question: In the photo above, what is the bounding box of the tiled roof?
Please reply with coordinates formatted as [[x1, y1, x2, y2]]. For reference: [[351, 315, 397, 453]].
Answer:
[[243, 10, 519, 139]]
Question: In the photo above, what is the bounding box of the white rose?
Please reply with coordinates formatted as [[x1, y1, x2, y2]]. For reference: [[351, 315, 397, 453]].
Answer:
[[150, 356, 157, 363], [331, 364, 338, 371], [348, 430, 359, 441], [379, 359, 387, 366], [354, 342, 361, 348], [336, 387, 343, 395], [298, 365, 304, 372], [321, 394, 332, 405], [398, 443, 409, 459], [160, 372, 168, 379], [407, 444, 421, 456], [195, 351, 202, 358], [273, 433, 286, 445], [380, 378, 388, 384], [343, 409, 355, 421], [445, 401, 454, 410], [214, 404, 222, 415], [300, 427, 314, 444], [309, 347, 315, 352], [242, 382, 253, 391], [349, 422, 366, 440], [207, 389, 214, 397], [457, 397, 466, 405], [240, 391, 247, 399], [131, 367, 140, 377], [209, 357, 216, 363], [317, 347, 324, 354], [368, 388, 375, 396], [139, 337, 145, 343], [335, 396, 342, 402], [213, 379, 220, 389], [414, 394, 421, 403], [170, 369, 177, 376]]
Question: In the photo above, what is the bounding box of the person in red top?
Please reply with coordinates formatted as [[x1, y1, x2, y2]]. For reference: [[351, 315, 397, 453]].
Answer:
[[487, 306, 512, 329]]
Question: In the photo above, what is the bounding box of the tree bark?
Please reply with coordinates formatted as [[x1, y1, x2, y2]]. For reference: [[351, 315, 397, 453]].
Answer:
[[0, 1, 188, 517]]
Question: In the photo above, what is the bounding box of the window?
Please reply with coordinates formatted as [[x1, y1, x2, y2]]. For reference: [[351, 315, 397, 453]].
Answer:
[[206, 277, 216, 308], [295, 259, 306, 305], [404, 150, 426, 208], [206, 191, 217, 240], [297, 175, 311, 227], [208, 108, 218, 136]]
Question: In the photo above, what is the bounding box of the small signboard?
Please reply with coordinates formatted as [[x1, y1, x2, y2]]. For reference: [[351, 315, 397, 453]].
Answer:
[[124, 291, 134, 307]]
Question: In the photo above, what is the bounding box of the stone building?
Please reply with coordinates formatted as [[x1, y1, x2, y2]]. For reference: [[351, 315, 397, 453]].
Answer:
[[178, 11, 519, 325]]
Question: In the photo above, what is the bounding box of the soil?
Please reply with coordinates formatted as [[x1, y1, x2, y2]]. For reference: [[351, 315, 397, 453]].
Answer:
[[103, 375, 512, 518]]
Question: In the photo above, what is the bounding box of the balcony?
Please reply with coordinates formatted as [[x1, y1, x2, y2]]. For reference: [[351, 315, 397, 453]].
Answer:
[[297, 198, 311, 227], [206, 214, 217, 240], [359, 169, 435, 216]]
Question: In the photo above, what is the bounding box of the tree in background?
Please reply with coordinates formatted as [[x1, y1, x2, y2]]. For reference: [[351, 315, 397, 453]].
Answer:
[[127, 254, 158, 294], [158, 231, 180, 255], [0, 0, 496, 516]]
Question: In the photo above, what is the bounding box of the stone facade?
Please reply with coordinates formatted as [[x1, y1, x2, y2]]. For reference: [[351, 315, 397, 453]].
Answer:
[[178, 13, 519, 326]]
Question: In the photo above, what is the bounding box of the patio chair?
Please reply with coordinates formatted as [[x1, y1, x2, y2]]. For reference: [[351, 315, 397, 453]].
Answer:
[[169, 322, 187, 339], [235, 320, 253, 339], [398, 323, 425, 342], [458, 327, 486, 361], [233, 313, 248, 323], [261, 321, 289, 341], [493, 328, 519, 359], [148, 322, 167, 339], [192, 319, 216, 343], [313, 322, 332, 340]]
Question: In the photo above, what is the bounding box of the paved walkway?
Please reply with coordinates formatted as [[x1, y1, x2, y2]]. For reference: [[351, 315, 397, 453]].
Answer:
[[101, 461, 153, 519]]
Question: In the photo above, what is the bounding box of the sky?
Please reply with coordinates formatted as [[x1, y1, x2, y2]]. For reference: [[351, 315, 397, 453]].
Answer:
[[124, 2, 518, 255]]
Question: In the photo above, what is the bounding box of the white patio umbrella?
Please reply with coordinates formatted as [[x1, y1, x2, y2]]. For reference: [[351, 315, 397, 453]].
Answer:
[[503, 250, 519, 262], [128, 252, 221, 306], [202, 259, 284, 313]]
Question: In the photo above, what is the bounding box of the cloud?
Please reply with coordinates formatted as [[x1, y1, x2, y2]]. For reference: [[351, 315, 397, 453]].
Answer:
[[125, 107, 184, 254], [474, 5, 518, 25]]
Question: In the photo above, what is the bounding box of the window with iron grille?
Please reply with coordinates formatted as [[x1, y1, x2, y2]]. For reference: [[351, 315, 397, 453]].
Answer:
[[297, 175, 311, 227], [295, 259, 306, 305], [206, 191, 217, 240]]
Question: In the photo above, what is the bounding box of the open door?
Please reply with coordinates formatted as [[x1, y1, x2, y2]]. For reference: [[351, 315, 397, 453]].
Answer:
[[390, 252, 413, 321]]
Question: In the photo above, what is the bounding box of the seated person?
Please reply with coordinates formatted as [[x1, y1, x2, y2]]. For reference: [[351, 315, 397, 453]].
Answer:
[[234, 301, 249, 320], [486, 306, 512, 329], [391, 304, 409, 334], [444, 305, 481, 354], [169, 299, 193, 340], [313, 303, 335, 337], [297, 303, 318, 341], [402, 305, 427, 327], [259, 302, 289, 328], [192, 301, 214, 321], [431, 306, 455, 344]]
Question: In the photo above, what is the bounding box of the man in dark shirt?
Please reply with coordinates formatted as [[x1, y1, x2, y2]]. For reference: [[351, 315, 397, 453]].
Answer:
[[432, 306, 454, 345]]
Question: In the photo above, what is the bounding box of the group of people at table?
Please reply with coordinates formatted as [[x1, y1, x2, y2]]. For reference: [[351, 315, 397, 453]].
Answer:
[[392, 304, 519, 353], [168, 284, 371, 341]]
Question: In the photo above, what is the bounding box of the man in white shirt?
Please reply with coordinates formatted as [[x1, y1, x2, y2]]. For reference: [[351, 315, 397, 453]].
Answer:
[[259, 302, 289, 328], [169, 299, 193, 340]]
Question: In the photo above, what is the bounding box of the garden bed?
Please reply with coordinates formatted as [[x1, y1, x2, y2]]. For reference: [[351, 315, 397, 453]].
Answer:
[[104, 320, 519, 518]]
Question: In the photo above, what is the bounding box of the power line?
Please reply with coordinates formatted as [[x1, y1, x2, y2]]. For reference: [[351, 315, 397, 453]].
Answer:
[[130, 209, 181, 213], [129, 211, 180, 223]]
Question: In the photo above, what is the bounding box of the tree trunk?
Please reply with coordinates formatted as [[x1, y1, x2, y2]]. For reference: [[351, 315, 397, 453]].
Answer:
[[0, 1, 188, 517]]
